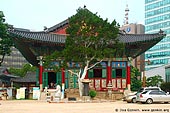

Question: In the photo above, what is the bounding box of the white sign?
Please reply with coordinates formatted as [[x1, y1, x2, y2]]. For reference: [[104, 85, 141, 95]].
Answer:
[[16, 89, 20, 99], [20, 87, 26, 99], [16, 87, 26, 99], [33, 87, 40, 100]]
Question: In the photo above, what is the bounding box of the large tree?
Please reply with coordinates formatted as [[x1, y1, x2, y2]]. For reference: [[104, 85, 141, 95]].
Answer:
[[45, 7, 125, 96], [0, 11, 13, 66]]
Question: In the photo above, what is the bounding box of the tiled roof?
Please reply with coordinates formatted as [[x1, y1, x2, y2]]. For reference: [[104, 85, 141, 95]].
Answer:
[[119, 33, 165, 44], [8, 29, 165, 44], [8, 28, 166, 66], [11, 72, 36, 83], [47, 19, 69, 32], [0, 67, 19, 81], [9, 29, 66, 44]]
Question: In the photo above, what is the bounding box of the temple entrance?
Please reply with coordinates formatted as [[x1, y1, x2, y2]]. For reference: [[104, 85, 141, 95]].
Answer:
[[48, 72, 56, 88], [42, 71, 62, 88], [116, 69, 122, 78], [93, 68, 102, 78]]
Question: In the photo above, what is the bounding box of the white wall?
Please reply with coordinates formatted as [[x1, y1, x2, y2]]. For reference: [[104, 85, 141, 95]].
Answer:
[[145, 66, 165, 81]]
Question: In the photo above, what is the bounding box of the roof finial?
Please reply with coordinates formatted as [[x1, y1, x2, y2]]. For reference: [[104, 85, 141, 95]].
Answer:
[[84, 5, 86, 9], [159, 29, 164, 34], [43, 26, 48, 32], [124, 1, 129, 25]]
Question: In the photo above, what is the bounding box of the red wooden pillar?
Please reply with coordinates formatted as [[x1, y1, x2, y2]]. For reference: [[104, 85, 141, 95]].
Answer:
[[61, 68, 65, 83], [126, 62, 131, 90], [61, 68, 65, 99], [107, 61, 112, 84], [39, 56, 43, 91]]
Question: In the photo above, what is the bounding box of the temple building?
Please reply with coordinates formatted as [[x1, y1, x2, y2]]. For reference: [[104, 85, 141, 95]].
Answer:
[[8, 11, 166, 93]]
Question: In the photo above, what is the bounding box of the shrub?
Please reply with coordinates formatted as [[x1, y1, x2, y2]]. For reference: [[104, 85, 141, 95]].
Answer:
[[160, 82, 170, 92], [89, 90, 97, 99]]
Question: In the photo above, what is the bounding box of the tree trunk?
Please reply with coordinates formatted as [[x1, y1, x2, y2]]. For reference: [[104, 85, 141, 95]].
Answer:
[[0, 53, 5, 66], [70, 60, 101, 97], [78, 78, 83, 97], [78, 66, 88, 97]]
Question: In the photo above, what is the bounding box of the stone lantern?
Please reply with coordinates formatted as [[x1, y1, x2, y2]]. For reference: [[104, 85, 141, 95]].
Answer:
[[107, 81, 113, 99], [82, 79, 91, 96]]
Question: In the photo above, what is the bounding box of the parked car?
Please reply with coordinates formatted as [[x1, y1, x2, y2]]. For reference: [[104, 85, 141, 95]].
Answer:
[[136, 90, 170, 104], [137, 86, 161, 93], [126, 92, 137, 103], [136, 86, 162, 102]]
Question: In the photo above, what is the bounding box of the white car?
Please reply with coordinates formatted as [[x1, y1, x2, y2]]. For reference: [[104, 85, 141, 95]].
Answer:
[[136, 86, 162, 102], [126, 92, 137, 103], [137, 90, 170, 104]]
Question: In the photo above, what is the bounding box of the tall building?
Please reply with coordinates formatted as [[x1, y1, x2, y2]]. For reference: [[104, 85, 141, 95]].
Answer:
[[120, 4, 145, 72], [1, 47, 28, 68], [145, 0, 170, 70]]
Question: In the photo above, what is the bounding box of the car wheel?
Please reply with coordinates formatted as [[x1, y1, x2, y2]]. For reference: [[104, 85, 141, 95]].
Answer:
[[132, 98, 136, 103], [146, 98, 153, 104]]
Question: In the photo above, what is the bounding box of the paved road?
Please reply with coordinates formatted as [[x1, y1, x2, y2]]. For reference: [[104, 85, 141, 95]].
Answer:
[[0, 100, 170, 113]]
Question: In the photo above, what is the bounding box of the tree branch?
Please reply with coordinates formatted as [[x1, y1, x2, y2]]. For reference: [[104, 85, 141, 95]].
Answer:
[[87, 59, 103, 70], [68, 70, 78, 76], [68, 69, 82, 78]]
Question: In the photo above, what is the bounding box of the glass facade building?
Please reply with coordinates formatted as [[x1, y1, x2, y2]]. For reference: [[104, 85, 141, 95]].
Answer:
[[145, 0, 170, 70], [165, 66, 170, 82]]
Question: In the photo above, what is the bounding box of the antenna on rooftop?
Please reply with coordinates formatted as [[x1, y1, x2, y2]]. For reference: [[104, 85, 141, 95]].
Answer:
[[124, 1, 129, 25]]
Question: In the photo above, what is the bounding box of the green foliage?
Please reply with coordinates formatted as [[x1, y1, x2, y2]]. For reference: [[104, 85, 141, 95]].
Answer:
[[9, 64, 36, 77], [89, 90, 97, 98], [146, 75, 163, 87], [0, 11, 13, 65], [131, 66, 142, 91], [44, 7, 125, 71], [65, 7, 124, 65], [160, 82, 170, 92]]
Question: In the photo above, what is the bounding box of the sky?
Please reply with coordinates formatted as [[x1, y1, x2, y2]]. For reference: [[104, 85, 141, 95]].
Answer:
[[1, 0, 144, 31]]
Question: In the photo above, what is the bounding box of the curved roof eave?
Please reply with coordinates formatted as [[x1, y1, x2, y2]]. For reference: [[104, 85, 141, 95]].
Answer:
[[8, 29, 166, 44], [8, 29, 66, 44], [8, 29, 166, 66]]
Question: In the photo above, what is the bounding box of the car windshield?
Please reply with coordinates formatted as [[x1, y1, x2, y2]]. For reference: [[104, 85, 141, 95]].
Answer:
[[137, 87, 160, 93], [137, 88, 144, 93], [145, 88, 160, 91], [142, 91, 148, 94]]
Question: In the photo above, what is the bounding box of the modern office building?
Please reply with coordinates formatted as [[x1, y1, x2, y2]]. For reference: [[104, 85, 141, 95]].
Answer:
[[145, 0, 170, 70], [1, 47, 28, 68]]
